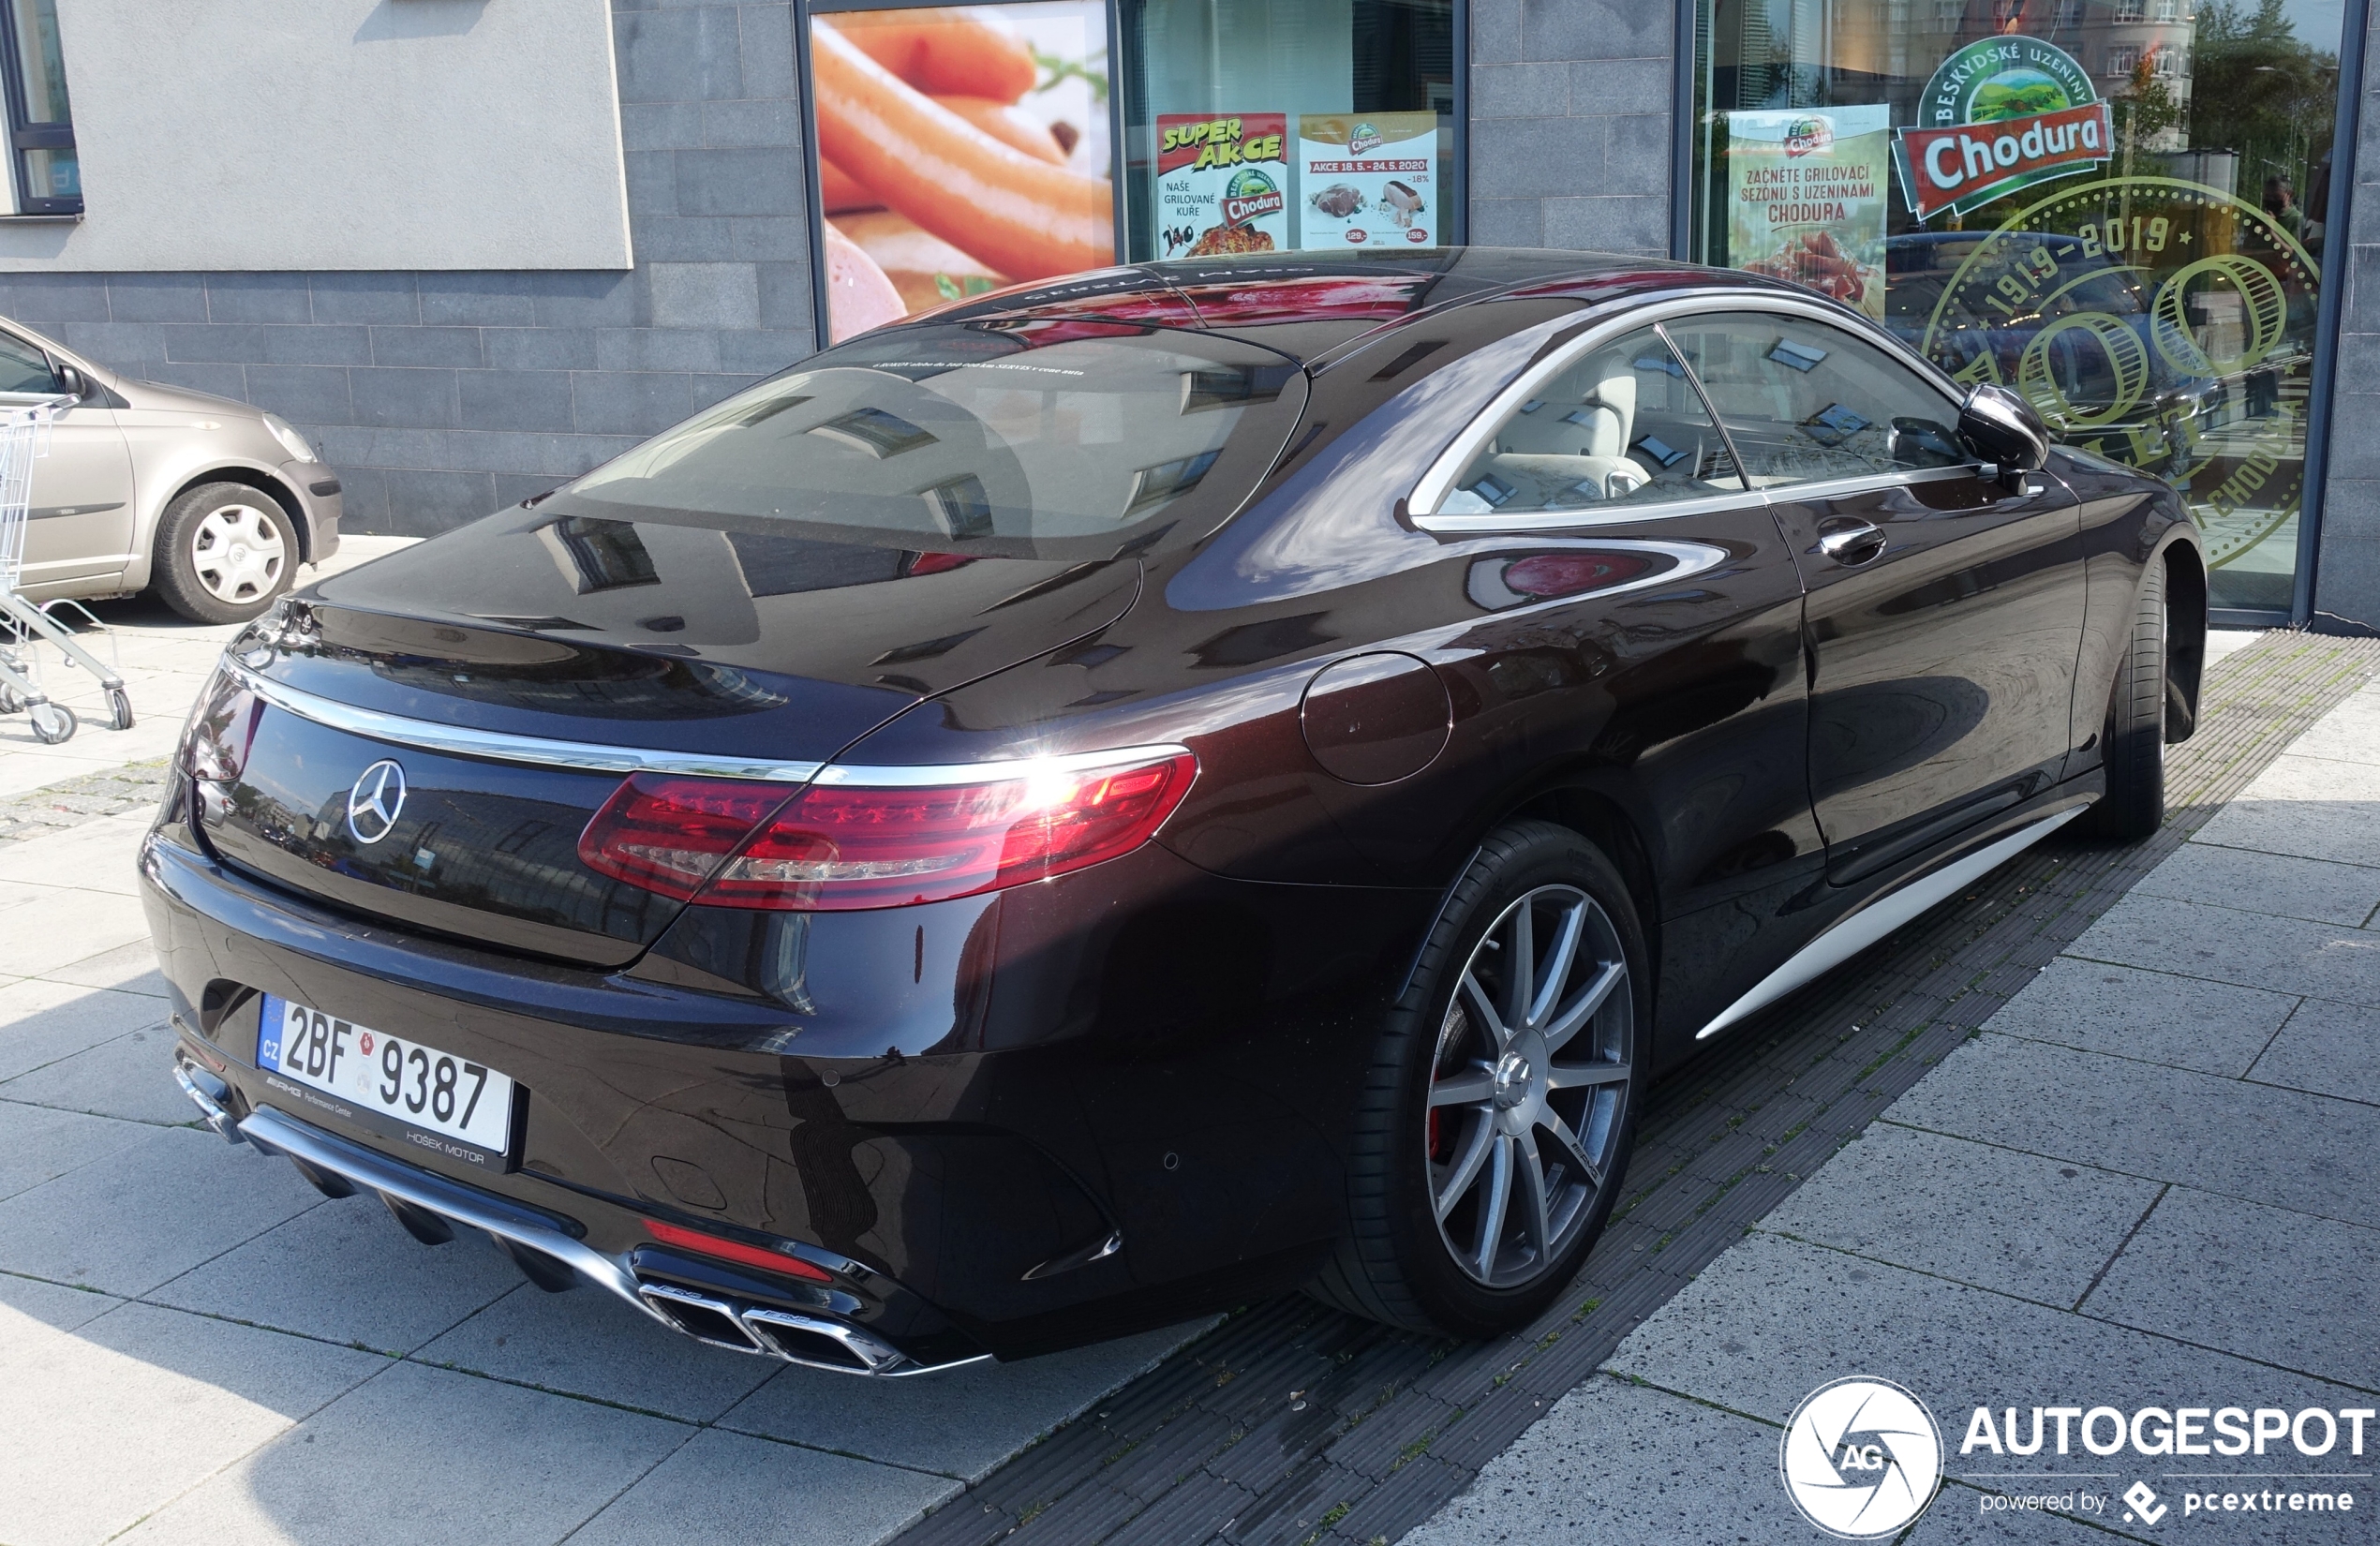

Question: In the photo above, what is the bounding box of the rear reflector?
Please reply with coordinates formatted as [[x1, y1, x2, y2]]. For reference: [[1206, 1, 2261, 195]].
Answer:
[[578, 751, 1197, 912], [643, 1218, 835, 1282]]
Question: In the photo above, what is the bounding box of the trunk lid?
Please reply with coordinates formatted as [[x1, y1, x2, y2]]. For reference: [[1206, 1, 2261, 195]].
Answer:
[[196, 512, 1140, 966]]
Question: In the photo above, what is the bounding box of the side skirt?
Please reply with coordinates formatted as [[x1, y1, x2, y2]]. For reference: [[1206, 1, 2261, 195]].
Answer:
[[1693, 804, 2089, 1042]]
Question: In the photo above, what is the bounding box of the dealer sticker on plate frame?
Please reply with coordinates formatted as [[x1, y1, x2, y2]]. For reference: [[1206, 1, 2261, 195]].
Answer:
[[257, 994, 516, 1161]]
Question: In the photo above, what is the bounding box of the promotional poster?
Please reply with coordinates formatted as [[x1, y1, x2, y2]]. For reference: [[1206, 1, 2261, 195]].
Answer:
[[806, 1, 1115, 341], [1724, 106, 1890, 319], [1297, 111, 1438, 248], [1153, 112, 1289, 259]]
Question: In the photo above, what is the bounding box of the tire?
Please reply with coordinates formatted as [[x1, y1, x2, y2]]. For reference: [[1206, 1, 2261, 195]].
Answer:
[[2082, 558, 2167, 841], [151, 483, 299, 625], [1309, 820, 1647, 1337]]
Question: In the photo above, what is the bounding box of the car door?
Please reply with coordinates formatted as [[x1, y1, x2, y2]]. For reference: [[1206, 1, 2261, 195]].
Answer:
[[0, 329, 137, 590], [1663, 307, 2085, 885], [1410, 320, 1827, 1046]]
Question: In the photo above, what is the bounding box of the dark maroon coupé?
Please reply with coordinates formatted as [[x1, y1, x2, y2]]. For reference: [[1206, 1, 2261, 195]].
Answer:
[[154, 248, 2204, 1375]]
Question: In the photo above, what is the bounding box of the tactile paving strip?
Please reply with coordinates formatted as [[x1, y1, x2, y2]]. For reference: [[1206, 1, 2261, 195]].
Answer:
[[892, 630, 2380, 1546]]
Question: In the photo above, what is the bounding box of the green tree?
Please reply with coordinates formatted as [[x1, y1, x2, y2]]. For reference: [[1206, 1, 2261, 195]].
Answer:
[[2189, 0, 2336, 223], [2112, 54, 2185, 154]]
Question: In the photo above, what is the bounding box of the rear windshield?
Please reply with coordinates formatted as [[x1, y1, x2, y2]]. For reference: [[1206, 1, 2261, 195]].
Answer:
[[559, 320, 1308, 560]]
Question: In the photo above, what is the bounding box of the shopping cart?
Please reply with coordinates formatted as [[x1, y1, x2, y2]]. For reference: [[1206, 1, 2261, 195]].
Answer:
[[0, 394, 134, 745]]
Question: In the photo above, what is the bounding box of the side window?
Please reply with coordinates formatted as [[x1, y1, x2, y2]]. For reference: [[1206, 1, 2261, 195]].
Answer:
[[0, 331, 56, 394], [1663, 313, 1968, 489], [1437, 328, 1746, 517]]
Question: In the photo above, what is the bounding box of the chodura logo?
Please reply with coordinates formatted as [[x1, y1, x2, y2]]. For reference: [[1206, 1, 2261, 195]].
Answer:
[[1893, 36, 2107, 218], [1784, 115, 1834, 156], [1222, 169, 1285, 226], [1781, 1377, 1943, 1538], [1347, 121, 1384, 156]]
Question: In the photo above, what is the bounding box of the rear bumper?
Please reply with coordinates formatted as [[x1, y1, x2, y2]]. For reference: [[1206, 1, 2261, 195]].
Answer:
[[142, 797, 1438, 1362], [171, 1066, 934, 1375]]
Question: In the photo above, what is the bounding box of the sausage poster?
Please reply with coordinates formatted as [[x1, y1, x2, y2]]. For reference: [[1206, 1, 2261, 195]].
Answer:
[[1298, 112, 1438, 249], [1723, 106, 1889, 320], [808, 3, 1115, 342], [1154, 114, 1289, 259]]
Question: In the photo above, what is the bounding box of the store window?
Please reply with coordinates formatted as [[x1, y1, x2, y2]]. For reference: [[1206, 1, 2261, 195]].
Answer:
[[803, 0, 1459, 344], [1116, 0, 1459, 262], [2, 0, 77, 215], [1690, 0, 2346, 617]]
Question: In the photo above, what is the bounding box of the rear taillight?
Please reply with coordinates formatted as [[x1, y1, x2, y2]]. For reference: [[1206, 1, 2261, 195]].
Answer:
[[573, 776, 792, 901], [577, 750, 1197, 912], [183, 669, 263, 781]]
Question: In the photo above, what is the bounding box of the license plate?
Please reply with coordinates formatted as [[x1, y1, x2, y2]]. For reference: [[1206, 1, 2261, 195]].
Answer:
[[258, 995, 515, 1155]]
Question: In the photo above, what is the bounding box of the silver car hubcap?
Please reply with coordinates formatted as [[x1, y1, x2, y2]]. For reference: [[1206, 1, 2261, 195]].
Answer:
[[191, 503, 286, 603], [1425, 884, 1631, 1289]]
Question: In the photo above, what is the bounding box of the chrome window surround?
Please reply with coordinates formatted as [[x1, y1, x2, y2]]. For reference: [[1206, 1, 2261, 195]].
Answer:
[[1409, 292, 1973, 529], [226, 662, 1188, 790]]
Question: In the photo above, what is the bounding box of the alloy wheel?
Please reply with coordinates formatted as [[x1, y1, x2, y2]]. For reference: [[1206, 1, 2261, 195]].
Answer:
[[1424, 884, 1631, 1289], [190, 503, 287, 604]]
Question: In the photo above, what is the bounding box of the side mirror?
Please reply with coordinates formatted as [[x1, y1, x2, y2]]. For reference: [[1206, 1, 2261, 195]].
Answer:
[[1958, 384, 2050, 487], [53, 363, 85, 403]]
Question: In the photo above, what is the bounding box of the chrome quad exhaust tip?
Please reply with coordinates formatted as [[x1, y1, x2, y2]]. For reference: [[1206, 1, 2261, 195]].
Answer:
[[171, 1065, 946, 1376], [635, 1283, 912, 1375], [173, 1057, 245, 1143]]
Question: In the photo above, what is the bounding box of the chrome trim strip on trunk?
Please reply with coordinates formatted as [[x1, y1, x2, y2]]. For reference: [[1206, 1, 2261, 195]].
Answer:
[[226, 663, 826, 784], [1694, 805, 2088, 1042], [226, 662, 1192, 792], [810, 744, 1195, 788]]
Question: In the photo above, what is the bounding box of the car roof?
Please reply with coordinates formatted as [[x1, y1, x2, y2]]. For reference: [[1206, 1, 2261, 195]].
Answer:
[[901, 247, 1796, 368]]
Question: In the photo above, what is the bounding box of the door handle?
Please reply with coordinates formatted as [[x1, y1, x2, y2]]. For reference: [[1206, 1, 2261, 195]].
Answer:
[[1815, 516, 1887, 566]]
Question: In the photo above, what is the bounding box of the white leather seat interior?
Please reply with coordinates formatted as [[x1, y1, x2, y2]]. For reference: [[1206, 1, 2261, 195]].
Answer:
[[1455, 371, 1650, 509]]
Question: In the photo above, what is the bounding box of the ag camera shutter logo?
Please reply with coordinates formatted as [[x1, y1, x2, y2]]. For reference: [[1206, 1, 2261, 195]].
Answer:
[[1780, 1376, 1944, 1538]]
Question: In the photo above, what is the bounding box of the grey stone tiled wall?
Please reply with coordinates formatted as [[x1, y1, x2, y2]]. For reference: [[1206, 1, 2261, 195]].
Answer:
[[0, 0, 817, 540], [1465, 0, 1675, 257], [2312, 22, 2380, 628]]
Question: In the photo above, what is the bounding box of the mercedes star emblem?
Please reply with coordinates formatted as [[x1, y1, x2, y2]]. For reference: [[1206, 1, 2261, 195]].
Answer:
[[345, 759, 408, 846]]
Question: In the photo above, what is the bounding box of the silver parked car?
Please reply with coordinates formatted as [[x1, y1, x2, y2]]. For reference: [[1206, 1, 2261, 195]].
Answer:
[[1, 316, 340, 623]]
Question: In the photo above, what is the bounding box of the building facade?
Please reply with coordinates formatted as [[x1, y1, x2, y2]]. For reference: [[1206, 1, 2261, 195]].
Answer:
[[4, 0, 2369, 627]]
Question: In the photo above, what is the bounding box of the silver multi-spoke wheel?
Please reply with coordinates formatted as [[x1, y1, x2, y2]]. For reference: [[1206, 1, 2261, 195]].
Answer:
[[1424, 884, 1631, 1289], [189, 502, 287, 605]]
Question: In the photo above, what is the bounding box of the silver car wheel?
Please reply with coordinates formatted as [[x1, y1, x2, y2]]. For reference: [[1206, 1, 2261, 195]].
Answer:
[[1424, 884, 1631, 1289], [189, 502, 287, 604]]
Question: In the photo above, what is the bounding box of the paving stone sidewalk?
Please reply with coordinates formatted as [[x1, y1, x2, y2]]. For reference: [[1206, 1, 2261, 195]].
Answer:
[[1414, 658, 2380, 1545], [0, 543, 1203, 1546]]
